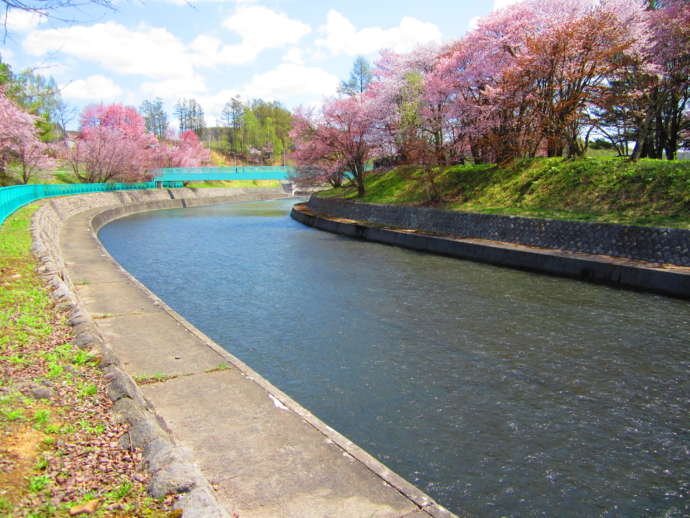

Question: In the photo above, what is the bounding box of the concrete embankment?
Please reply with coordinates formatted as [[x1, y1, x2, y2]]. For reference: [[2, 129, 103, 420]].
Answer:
[[291, 202, 690, 299], [307, 196, 690, 266], [31, 188, 455, 518]]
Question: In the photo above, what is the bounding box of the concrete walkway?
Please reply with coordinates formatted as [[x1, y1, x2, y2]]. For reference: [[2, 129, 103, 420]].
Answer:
[[59, 203, 455, 518]]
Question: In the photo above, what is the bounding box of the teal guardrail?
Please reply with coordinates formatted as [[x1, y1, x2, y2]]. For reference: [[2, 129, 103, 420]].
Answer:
[[153, 166, 295, 182], [0, 181, 183, 228], [152, 165, 377, 183]]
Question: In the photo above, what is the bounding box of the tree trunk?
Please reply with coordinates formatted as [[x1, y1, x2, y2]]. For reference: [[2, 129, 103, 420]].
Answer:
[[546, 136, 564, 158], [423, 166, 440, 204], [631, 105, 656, 162], [470, 143, 483, 164], [434, 129, 445, 165], [665, 91, 685, 161], [356, 177, 365, 197], [351, 160, 366, 197]]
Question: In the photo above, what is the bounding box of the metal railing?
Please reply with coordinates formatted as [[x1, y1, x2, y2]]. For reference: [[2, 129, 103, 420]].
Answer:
[[0, 181, 183, 228], [152, 166, 295, 182], [1, 165, 298, 228]]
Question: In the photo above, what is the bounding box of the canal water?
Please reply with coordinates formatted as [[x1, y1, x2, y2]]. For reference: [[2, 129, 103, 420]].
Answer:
[[99, 198, 689, 517]]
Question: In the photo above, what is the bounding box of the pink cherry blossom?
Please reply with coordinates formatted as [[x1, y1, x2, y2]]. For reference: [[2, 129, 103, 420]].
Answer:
[[0, 88, 53, 184]]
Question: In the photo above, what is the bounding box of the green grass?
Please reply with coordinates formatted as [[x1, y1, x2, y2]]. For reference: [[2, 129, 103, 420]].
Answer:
[[133, 373, 177, 384], [185, 179, 281, 189], [0, 163, 79, 186], [585, 148, 620, 158], [47, 170, 79, 184], [0, 205, 175, 517], [318, 157, 690, 229], [0, 205, 53, 353]]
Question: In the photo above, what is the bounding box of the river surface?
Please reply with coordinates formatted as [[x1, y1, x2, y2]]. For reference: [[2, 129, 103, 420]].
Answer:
[[99, 198, 689, 517]]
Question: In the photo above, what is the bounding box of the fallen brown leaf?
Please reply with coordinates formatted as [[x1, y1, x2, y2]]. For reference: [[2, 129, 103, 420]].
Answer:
[[69, 498, 99, 515]]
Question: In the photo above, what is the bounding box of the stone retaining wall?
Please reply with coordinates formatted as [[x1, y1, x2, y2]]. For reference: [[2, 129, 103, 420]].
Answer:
[[308, 197, 690, 266], [292, 205, 690, 299]]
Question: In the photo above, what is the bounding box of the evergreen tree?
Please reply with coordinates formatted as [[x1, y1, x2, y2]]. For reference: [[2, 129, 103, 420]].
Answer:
[[339, 56, 373, 96], [0, 59, 65, 141]]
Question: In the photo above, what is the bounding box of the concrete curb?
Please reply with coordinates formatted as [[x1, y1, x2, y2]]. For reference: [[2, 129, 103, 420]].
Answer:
[[32, 254, 229, 518], [29, 189, 459, 518], [290, 204, 690, 300], [30, 188, 289, 518]]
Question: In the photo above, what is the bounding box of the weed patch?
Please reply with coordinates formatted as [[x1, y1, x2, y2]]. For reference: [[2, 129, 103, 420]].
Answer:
[[134, 373, 178, 385], [0, 206, 177, 517]]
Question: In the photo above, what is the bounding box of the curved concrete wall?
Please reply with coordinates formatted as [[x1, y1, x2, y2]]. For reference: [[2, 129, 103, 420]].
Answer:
[[292, 204, 690, 299], [308, 197, 690, 267], [30, 188, 455, 518]]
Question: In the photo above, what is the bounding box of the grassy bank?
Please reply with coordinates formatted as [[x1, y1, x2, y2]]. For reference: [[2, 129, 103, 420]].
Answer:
[[318, 157, 690, 229], [0, 206, 175, 517]]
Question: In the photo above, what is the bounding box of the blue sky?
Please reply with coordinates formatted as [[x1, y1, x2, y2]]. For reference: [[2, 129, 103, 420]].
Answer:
[[0, 0, 515, 127]]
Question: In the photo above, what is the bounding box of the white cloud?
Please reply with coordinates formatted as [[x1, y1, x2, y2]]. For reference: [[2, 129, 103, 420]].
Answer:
[[467, 16, 481, 31], [192, 63, 339, 124], [36, 61, 70, 77], [223, 5, 310, 50], [61, 75, 123, 100], [188, 35, 225, 67], [282, 47, 304, 65], [194, 5, 311, 65], [5, 10, 46, 32], [239, 63, 338, 101], [193, 88, 241, 125], [317, 10, 441, 56], [493, 0, 521, 11], [140, 76, 208, 100], [24, 22, 197, 81], [78, 5, 312, 74], [156, 0, 257, 4]]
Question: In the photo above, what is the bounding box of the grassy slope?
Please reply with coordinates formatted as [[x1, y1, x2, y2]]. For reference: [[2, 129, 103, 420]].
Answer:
[[0, 206, 175, 517], [318, 157, 690, 229]]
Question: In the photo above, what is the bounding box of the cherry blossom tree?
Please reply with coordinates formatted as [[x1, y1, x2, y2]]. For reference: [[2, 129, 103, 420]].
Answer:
[[628, 0, 690, 159], [291, 95, 379, 196], [175, 129, 211, 166], [8, 137, 54, 184], [294, 0, 683, 177], [436, 0, 652, 161], [152, 130, 211, 168], [0, 88, 52, 184], [66, 103, 157, 183], [370, 45, 464, 167], [290, 108, 346, 188]]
